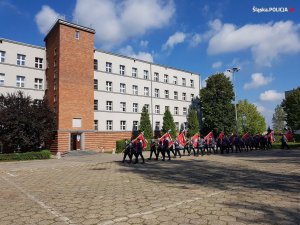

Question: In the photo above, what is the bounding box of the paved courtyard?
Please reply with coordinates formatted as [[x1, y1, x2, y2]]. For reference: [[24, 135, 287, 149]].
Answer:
[[0, 149, 299, 225]]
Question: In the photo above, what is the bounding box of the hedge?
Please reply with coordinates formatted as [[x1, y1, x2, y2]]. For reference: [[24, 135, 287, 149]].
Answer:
[[0, 150, 51, 161], [116, 139, 152, 153]]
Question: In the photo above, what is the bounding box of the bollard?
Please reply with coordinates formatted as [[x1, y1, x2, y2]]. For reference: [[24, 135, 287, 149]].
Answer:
[[56, 152, 61, 159], [112, 148, 116, 154]]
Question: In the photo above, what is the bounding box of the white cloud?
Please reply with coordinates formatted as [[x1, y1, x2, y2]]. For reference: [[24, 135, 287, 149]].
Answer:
[[189, 33, 202, 47], [35, 5, 64, 34], [244, 73, 273, 90], [162, 31, 186, 50], [208, 20, 300, 66], [259, 90, 284, 102], [72, 0, 175, 49], [140, 40, 149, 48], [212, 61, 222, 69], [119, 45, 153, 62]]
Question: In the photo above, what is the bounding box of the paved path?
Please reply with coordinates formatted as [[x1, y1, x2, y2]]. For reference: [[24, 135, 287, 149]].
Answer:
[[0, 149, 299, 225]]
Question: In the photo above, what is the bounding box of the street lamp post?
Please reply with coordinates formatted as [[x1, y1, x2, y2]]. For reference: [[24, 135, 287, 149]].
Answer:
[[226, 67, 240, 133]]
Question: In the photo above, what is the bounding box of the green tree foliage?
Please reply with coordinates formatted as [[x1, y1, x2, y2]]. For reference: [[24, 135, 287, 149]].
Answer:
[[200, 73, 235, 134], [237, 99, 266, 134], [282, 87, 300, 130], [138, 106, 153, 139], [187, 109, 199, 137], [272, 105, 286, 132], [0, 91, 56, 153], [162, 108, 176, 138]]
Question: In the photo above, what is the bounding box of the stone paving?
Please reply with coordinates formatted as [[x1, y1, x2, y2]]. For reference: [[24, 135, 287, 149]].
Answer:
[[0, 149, 299, 225]]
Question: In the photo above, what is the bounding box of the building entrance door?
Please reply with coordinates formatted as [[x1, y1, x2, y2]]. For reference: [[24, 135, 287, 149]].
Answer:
[[71, 133, 81, 150]]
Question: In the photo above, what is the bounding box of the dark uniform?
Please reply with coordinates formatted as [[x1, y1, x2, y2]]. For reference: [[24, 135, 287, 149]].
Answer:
[[122, 140, 132, 163], [156, 140, 163, 160], [134, 139, 145, 163], [281, 134, 290, 150], [174, 141, 181, 158], [148, 140, 157, 160], [162, 138, 171, 161]]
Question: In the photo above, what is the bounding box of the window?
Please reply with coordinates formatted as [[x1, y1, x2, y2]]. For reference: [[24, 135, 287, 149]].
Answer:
[[174, 91, 178, 100], [144, 104, 149, 112], [144, 70, 149, 79], [132, 67, 137, 77], [183, 107, 187, 115], [54, 95, 57, 103], [120, 65, 125, 75], [132, 85, 138, 95], [155, 122, 160, 131], [17, 54, 26, 66], [120, 102, 126, 112], [182, 78, 186, 86], [191, 94, 194, 99], [190, 79, 194, 87], [0, 73, 4, 85], [106, 120, 113, 130], [120, 121, 126, 131], [34, 78, 43, 90], [144, 87, 149, 96], [173, 76, 177, 84], [72, 118, 81, 128], [54, 60, 57, 67], [133, 121, 138, 131], [164, 74, 168, 83], [154, 89, 159, 98], [54, 48, 57, 56], [94, 59, 98, 70], [155, 105, 160, 114], [182, 92, 186, 101], [106, 81, 112, 91], [54, 81, 57, 90], [164, 90, 169, 99], [133, 103, 138, 113], [94, 120, 98, 130], [106, 62, 112, 73], [175, 122, 179, 131], [174, 107, 179, 115], [16, 75, 25, 87], [165, 106, 169, 112], [94, 79, 98, 90], [94, 100, 98, 110], [154, 72, 159, 81], [120, 83, 126, 93], [35, 58, 43, 69], [75, 31, 80, 40], [106, 101, 113, 111], [0, 51, 5, 63]]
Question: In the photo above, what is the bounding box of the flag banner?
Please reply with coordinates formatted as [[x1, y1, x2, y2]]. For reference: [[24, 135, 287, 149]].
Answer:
[[177, 132, 186, 147], [204, 131, 213, 145], [242, 132, 250, 140], [191, 133, 199, 148], [268, 131, 275, 143], [160, 132, 173, 148], [285, 130, 293, 142], [218, 131, 225, 144], [133, 133, 147, 149]]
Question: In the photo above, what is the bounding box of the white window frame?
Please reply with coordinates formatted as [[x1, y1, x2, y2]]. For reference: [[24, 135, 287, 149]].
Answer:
[[174, 107, 179, 115], [133, 103, 138, 113], [174, 91, 178, 100], [190, 79, 194, 87], [154, 72, 159, 82], [120, 83, 126, 93], [106, 62, 112, 73], [34, 78, 43, 90], [182, 93, 186, 101], [120, 121, 126, 131], [106, 101, 113, 111], [183, 107, 187, 115], [16, 75, 25, 87], [35, 57, 43, 69], [155, 105, 160, 114], [120, 102, 126, 112], [154, 89, 159, 98], [132, 67, 137, 77], [94, 100, 98, 110], [133, 121, 138, 131], [94, 59, 98, 70], [120, 65, 125, 75], [144, 70, 149, 79], [144, 104, 149, 112], [94, 79, 98, 90], [164, 74, 168, 83], [173, 76, 177, 84], [0, 51, 5, 63], [144, 87, 149, 96], [75, 31, 80, 40], [17, 54, 26, 66], [132, 85, 138, 95], [0, 73, 4, 85], [94, 120, 98, 130], [182, 78, 186, 86], [191, 94, 194, 99], [106, 81, 112, 91], [164, 90, 169, 99], [165, 106, 169, 112], [106, 120, 113, 131], [155, 121, 160, 131]]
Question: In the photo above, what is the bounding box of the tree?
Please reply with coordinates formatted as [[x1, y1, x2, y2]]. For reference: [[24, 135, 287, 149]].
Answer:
[[162, 108, 176, 138], [186, 109, 199, 137], [138, 106, 153, 139], [282, 87, 300, 130], [272, 105, 286, 132], [237, 99, 266, 134], [0, 91, 56, 153], [200, 73, 235, 134]]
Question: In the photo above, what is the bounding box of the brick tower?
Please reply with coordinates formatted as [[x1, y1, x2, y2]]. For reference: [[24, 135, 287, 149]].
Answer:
[[44, 20, 95, 153]]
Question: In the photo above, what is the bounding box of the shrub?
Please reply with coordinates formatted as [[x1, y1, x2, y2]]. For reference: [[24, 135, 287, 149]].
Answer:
[[116, 140, 126, 153], [0, 150, 51, 161]]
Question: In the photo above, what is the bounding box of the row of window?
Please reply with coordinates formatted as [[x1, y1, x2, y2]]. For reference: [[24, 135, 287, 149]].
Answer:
[[94, 101, 188, 115], [0, 51, 43, 69], [94, 60, 195, 87], [94, 80, 195, 101], [0, 73, 43, 89], [94, 120, 182, 131]]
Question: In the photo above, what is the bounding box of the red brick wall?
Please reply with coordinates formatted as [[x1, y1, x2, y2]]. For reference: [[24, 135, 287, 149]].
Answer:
[[49, 132, 70, 153]]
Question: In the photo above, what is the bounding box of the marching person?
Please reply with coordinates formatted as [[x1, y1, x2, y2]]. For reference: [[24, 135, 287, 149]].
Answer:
[[163, 137, 171, 161], [122, 139, 132, 163], [134, 138, 145, 164], [281, 133, 290, 150], [156, 139, 163, 160], [174, 140, 182, 158], [148, 140, 157, 160]]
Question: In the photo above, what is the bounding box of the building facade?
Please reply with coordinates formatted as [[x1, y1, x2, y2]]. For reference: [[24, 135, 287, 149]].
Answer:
[[0, 20, 200, 153]]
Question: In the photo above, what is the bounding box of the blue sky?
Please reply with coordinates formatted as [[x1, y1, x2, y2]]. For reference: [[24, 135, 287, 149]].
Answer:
[[1, 0, 300, 127]]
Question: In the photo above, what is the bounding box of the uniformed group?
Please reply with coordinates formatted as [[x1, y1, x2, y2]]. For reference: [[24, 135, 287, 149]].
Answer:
[[122, 130, 278, 164]]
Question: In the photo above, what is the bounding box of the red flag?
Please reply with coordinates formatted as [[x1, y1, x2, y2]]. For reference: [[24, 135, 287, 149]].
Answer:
[[177, 132, 186, 147], [191, 133, 199, 148], [204, 131, 213, 145], [159, 132, 173, 148], [285, 130, 293, 142], [218, 131, 225, 144], [242, 132, 250, 140], [133, 133, 148, 149], [268, 131, 275, 143]]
